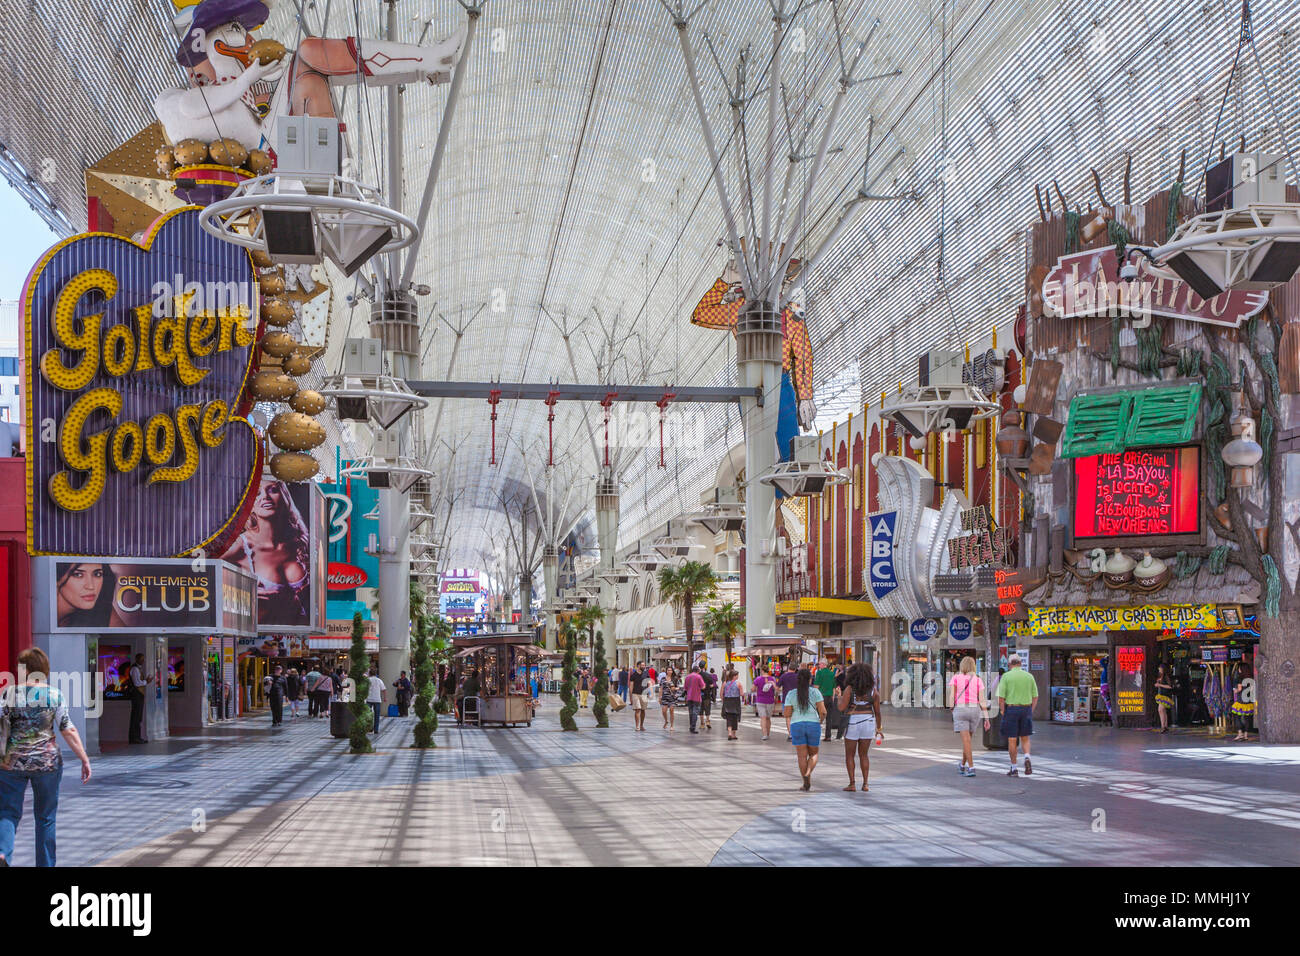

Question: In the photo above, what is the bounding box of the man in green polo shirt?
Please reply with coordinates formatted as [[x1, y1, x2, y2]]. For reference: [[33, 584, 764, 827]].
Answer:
[[996, 655, 1039, 777], [815, 659, 839, 741]]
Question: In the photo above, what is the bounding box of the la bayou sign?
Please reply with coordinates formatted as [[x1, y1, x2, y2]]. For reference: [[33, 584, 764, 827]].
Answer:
[[1042, 246, 1267, 329], [24, 207, 263, 556]]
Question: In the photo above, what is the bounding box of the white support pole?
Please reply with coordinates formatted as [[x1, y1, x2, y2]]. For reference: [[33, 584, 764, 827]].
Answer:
[[674, 18, 758, 291], [757, 2, 786, 291], [399, 6, 481, 289]]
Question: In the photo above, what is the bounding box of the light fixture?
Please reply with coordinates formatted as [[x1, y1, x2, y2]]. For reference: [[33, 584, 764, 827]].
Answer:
[[1103, 549, 1135, 586], [908, 436, 926, 452], [1012, 383, 1028, 405], [1134, 552, 1171, 590], [882, 383, 1000, 437], [1222, 395, 1263, 488]]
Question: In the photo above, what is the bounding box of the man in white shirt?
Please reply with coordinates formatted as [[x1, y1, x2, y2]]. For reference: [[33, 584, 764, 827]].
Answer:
[[365, 667, 387, 733]]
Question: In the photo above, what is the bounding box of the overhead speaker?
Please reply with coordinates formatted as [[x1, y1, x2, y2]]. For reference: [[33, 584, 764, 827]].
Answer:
[[262, 208, 320, 263]]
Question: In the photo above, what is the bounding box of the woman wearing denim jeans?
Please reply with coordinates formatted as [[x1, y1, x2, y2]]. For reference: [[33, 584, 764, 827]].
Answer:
[[0, 647, 93, 867]]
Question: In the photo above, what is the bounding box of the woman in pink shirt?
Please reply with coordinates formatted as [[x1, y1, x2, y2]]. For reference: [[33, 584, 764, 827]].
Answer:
[[949, 657, 991, 777]]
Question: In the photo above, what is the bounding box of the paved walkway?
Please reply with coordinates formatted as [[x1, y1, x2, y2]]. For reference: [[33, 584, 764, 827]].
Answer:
[[10, 701, 1299, 866]]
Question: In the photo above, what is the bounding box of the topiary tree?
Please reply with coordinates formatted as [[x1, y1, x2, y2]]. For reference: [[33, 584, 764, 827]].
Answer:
[[411, 580, 437, 748], [348, 611, 373, 754], [573, 605, 609, 726], [592, 628, 610, 727], [559, 622, 579, 732]]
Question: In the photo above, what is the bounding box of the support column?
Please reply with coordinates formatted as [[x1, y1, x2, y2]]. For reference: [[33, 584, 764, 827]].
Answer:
[[596, 472, 619, 666], [370, 290, 417, 704], [542, 547, 558, 651], [739, 300, 782, 642], [519, 572, 533, 628]]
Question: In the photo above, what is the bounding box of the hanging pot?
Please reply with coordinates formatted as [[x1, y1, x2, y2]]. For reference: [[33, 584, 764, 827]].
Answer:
[[996, 409, 1030, 458]]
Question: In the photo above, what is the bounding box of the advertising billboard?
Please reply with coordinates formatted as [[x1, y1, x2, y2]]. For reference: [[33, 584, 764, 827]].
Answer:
[[220, 480, 324, 632], [321, 467, 379, 600], [98, 643, 133, 700], [1072, 446, 1200, 544], [440, 568, 481, 619], [22, 207, 262, 557], [48, 558, 258, 635]]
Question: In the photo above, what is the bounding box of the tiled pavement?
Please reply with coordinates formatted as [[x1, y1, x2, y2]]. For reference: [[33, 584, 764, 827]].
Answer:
[[9, 701, 1300, 866]]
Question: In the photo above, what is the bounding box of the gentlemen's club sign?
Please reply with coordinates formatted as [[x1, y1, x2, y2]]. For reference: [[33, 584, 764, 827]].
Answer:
[[24, 207, 264, 556]]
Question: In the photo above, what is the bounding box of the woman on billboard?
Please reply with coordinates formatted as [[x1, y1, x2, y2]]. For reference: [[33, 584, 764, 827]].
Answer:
[[55, 563, 122, 629], [222, 480, 312, 627]]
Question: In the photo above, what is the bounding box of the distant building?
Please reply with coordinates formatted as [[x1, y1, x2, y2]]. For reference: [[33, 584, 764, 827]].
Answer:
[[0, 300, 19, 427]]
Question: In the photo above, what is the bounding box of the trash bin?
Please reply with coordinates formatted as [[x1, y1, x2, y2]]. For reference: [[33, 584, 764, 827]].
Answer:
[[982, 712, 1007, 750], [330, 701, 355, 738]]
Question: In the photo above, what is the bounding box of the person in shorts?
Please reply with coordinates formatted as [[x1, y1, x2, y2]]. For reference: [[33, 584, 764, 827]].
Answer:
[[783, 669, 827, 791], [753, 666, 778, 740], [776, 665, 801, 741], [628, 662, 648, 731], [996, 655, 1038, 776], [949, 656, 990, 777], [837, 663, 883, 791]]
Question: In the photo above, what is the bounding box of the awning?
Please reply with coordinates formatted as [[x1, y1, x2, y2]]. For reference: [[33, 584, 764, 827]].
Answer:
[[775, 596, 877, 622], [309, 637, 378, 650], [615, 603, 676, 642]]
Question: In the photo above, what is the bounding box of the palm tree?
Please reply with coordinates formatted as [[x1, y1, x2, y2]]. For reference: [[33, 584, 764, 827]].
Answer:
[[657, 561, 718, 665], [702, 602, 745, 669]]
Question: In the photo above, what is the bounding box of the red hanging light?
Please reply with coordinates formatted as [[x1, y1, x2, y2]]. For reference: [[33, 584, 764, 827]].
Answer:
[[656, 390, 676, 468], [488, 388, 502, 465], [601, 391, 618, 467], [545, 387, 560, 466]]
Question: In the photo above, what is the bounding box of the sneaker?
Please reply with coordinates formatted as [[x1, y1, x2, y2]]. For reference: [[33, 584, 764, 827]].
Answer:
[[957, 761, 966, 774], [963, 767, 976, 777], [1024, 758, 1032, 775], [1007, 767, 1019, 776]]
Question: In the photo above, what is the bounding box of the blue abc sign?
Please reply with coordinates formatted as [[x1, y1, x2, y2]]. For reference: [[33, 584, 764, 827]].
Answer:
[[910, 618, 939, 641], [949, 615, 973, 641]]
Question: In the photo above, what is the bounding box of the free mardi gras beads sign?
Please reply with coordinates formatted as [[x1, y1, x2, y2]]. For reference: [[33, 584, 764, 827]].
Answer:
[[24, 208, 262, 556]]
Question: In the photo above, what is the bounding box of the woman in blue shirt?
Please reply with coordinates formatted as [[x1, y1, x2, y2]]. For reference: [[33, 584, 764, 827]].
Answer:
[[783, 668, 827, 791]]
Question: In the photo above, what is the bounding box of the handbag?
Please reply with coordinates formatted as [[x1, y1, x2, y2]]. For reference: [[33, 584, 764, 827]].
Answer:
[[609, 693, 627, 711]]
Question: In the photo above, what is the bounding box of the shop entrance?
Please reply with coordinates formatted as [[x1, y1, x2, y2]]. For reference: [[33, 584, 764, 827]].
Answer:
[[1155, 636, 1257, 731], [1049, 649, 1110, 724]]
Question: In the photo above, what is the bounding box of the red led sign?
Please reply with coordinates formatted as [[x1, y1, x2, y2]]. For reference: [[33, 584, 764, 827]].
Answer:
[[1073, 447, 1199, 540]]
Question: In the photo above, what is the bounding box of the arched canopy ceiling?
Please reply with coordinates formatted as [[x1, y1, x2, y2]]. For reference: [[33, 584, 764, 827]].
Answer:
[[5, 0, 1300, 567]]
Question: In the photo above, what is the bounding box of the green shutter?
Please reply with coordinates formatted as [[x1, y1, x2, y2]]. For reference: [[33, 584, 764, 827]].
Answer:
[[1060, 393, 1132, 457], [1060, 384, 1202, 458], [1125, 384, 1201, 447]]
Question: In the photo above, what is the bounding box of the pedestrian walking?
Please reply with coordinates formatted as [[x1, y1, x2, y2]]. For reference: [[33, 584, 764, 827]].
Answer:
[[0, 648, 93, 867], [837, 663, 883, 791], [658, 666, 679, 730], [949, 657, 990, 776], [783, 668, 826, 791], [267, 665, 287, 726], [628, 662, 648, 731], [394, 671, 414, 717], [616, 664, 629, 704], [753, 665, 778, 740], [683, 665, 706, 734], [578, 667, 592, 708], [776, 665, 800, 741], [308, 667, 332, 718], [698, 667, 715, 730], [996, 655, 1038, 776], [1154, 664, 1174, 734], [286, 668, 303, 719], [815, 659, 838, 741], [366, 666, 387, 733], [721, 669, 743, 740], [831, 664, 849, 740]]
